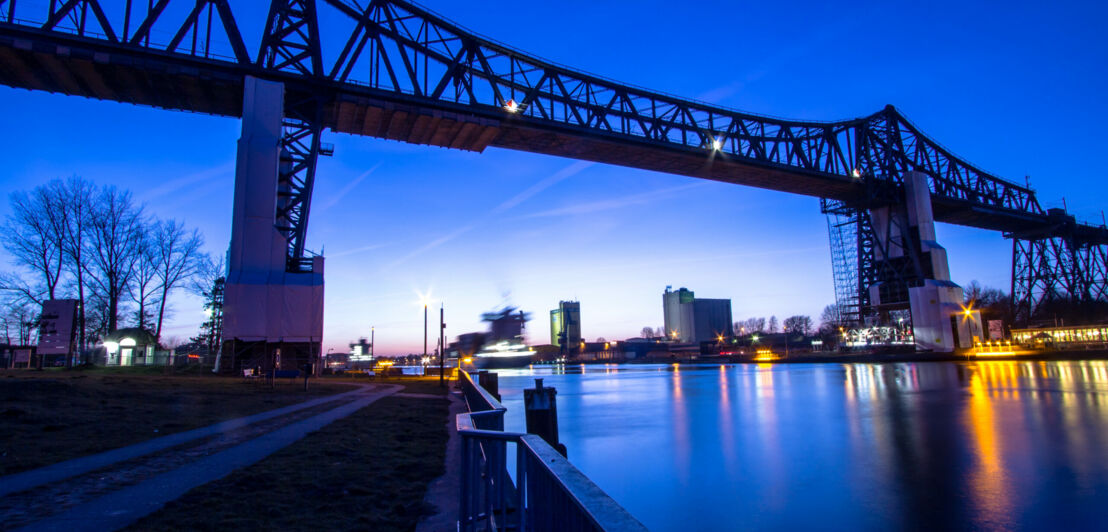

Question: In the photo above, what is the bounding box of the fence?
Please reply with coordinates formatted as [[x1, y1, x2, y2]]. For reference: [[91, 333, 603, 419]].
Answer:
[[457, 370, 647, 532]]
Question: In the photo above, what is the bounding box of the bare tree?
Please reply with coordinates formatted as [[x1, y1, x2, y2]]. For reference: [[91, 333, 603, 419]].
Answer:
[[1, 297, 39, 345], [820, 304, 846, 333], [57, 177, 96, 352], [84, 186, 146, 332], [130, 232, 158, 330], [641, 326, 655, 338], [1, 185, 68, 303], [768, 316, 779, 333], [783, 315, 813, 335], [84, 293, 111, 344], [740, 317, 766, 334], [189, 253, 225, 298], [161, 335, 184, 350], [152, 220, 205, 343]]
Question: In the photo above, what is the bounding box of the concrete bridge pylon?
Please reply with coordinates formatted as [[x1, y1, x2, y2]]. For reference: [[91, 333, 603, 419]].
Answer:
[[221, 76, 325, 373]]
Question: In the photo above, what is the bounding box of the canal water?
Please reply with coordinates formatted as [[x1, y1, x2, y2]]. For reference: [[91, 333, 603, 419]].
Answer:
[[494, 361, 1108, 531]]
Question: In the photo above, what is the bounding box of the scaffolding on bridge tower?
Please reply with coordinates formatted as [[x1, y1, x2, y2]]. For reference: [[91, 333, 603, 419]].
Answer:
[[822, 199, 865, 325]]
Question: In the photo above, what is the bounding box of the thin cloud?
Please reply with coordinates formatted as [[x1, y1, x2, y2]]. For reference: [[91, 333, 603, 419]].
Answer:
[[383, 161, 593, 270], [328, 242, 389, 259], [383, 223, 476, 270], [319, 163, 380, 211], [522, 182, 707, 219], [491, 160, 593, 214], [138, 162, 233, 203]]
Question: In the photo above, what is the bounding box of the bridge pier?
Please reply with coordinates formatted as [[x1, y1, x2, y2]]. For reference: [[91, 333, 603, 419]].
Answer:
[[866, 171, 981, 352], [221, 76, 324, 374]]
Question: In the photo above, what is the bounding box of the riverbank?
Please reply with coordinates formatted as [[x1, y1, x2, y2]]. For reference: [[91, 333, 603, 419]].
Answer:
[[580, 348, 1108, 367]]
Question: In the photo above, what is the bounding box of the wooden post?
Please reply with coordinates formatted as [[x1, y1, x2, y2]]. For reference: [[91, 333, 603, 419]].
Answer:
[[524, 378, 566, 456], [478, 370, 500, 401]]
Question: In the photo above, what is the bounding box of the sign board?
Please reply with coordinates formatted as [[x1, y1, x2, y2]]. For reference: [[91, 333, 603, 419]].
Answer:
[[14, 349, 31, 363], [987, 320, 1004, 340], [38, 299, 78, 355]]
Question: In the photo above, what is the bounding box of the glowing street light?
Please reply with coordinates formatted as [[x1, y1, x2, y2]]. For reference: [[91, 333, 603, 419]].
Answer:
[[712, 138, 723, 151], [416, 290, 435, 364], [503, 98, 520, 113]]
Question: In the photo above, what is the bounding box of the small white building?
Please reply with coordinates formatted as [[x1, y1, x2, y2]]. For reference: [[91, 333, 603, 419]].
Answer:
[[100, 328, 158, 366]]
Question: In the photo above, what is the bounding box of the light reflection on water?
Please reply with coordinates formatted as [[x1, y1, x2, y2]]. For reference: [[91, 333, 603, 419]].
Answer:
[[495, 361, 1108, 531]]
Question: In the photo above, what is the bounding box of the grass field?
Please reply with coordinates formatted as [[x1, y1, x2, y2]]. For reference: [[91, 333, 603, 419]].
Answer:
[[0, 366, 357, 475], [128, 384, 451, 531]]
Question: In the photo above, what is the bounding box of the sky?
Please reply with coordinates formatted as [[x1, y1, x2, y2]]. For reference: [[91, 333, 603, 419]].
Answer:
[[0, 0, 1106, 355]]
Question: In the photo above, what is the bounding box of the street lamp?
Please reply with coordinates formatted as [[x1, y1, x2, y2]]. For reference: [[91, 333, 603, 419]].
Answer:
[[417, 290, 433, 369], [439, 303, 445, 386]]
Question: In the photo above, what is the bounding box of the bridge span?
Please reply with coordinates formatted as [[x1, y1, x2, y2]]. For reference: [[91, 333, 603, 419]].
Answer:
[[0, 0, 1103, 359]]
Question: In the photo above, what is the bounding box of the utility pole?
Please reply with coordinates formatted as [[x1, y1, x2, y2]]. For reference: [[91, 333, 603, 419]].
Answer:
[[439, 303, 445, 385], [370, 326, 374, 360], [423, 303, 428, 363]]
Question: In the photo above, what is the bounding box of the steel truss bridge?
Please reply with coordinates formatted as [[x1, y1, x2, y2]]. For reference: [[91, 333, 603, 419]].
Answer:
[[0, 0, 1104, 325]]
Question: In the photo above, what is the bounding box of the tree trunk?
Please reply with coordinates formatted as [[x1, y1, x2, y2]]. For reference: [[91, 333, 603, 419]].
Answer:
[[108, 287, 118, 333], [75, 268, 85, 365], [155, 288, 168, 344]]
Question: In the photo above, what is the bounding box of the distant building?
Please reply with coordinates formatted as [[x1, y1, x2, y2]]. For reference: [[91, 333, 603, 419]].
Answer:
[[663, 287, 696, 342], [550, 301, 582, 348], [348, 337, 374, 368], [663, 286, 733, 343]]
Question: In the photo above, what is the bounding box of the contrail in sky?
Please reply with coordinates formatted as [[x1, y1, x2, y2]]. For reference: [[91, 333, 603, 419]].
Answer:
[[383, 160, 593, 270]]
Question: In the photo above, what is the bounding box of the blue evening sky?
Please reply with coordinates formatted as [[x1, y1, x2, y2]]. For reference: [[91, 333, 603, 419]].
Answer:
[[0, 0, 1105, 354]]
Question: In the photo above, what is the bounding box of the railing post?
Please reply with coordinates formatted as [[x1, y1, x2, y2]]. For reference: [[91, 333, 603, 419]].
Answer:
[[459, 435, 468, 531], [516, 443, 527, 532]]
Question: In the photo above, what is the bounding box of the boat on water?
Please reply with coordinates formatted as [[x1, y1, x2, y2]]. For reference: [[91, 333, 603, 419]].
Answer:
[[468, 340, 536, 369], [457, 306, 535, 370]]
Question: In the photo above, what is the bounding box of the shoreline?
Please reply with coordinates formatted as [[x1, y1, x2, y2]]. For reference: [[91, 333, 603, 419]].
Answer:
[[536, 349, 1108, 367]]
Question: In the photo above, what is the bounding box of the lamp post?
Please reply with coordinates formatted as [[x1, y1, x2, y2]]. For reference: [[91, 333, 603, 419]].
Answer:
[[439, 303, 445, 385], [423, 303, 428, 364]]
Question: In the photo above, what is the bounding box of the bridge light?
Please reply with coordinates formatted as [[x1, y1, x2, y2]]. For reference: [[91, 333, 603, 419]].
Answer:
[[712, 138, 723, 151], [852, 168, 862, 178], [503, 99, 520, 113]]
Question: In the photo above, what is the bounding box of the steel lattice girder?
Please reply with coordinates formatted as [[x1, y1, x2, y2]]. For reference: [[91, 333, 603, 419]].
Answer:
[[258, 0, 322, 76], [1012, 237, 1108, 324], [2, 0, 1107, 271], [275, 109, 322, 266], [260, 1, 325, 268]]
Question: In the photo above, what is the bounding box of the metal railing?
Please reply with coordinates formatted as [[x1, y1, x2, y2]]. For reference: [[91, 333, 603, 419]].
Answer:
[[457, 371, 648, 532]]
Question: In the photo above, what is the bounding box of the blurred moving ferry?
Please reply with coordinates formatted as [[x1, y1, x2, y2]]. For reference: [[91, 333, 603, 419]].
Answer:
[[463, 307, 536, 370]]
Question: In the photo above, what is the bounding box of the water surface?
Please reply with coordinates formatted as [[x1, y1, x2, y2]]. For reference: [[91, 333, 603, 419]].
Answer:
[[494, 361, 1108, 530]]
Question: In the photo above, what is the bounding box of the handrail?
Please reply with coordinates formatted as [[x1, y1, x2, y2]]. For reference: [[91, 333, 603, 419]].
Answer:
[[459, 368, 506, 411], [456, 370, 648, 532]]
